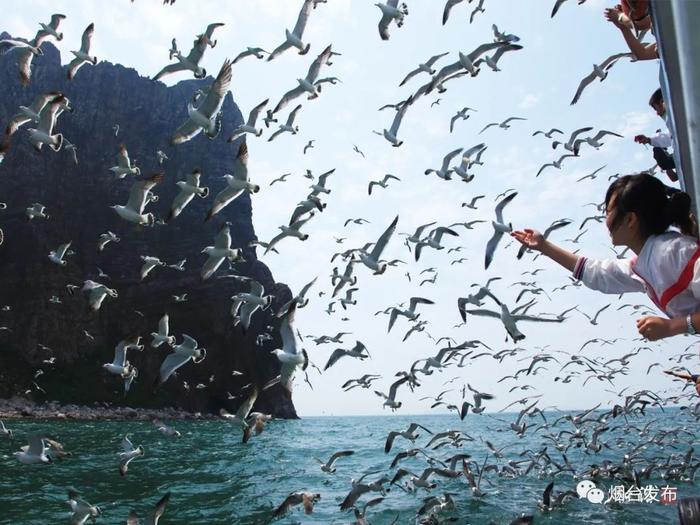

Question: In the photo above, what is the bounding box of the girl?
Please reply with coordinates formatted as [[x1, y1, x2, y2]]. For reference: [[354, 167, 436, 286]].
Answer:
[[511, 173, 699, 343]]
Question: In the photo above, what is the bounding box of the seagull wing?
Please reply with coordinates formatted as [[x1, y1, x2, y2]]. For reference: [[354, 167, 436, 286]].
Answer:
[[159, 353, 192, 384], [273, 85, 305, 114], [443, 0, 464, 24], [144, 492, 170, 525], [306, 44, 332, 83], [153, 62, 187, 81], [570, 69, 597, 105], [198, 59, 232, 118], [79, 23, 94, 54], [440, 147, 463, 171], [389, 99, 411, 137], [494, 191, 517, 223], [286, 104, 303, 126], [484, 231, 504, 269], [235, 386, 259, 420], [158, 314, 170, 337], [126, 173, 163, 214], [292, 0, 314, 37], [247, 98, 268, 126], [369, 215, 399, 260], [280, 302, 298, 355], [17, 48, 35, 86], [27, 434, 45, 456], [324, 348, 347, 370], [116, 144, 131, 169]]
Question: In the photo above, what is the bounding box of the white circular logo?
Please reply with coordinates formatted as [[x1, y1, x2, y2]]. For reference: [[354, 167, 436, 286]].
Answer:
[[587, 488, 605, 504], [576, 480, 597, 499]]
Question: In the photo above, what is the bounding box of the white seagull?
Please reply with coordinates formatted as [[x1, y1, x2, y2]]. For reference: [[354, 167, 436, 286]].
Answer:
[[479, 116, 527, 134], [158, 334, 206, 385], [388, 297, 434, 332], [153, 23, 224, 81], [167, 169, 209, 223], [374, 95, 412, 147], [206, 143, 258, 221], [228, 99, 269, 140], [111, 172, 164, 226], [201, 224, 242, 280], [5, 91, 64, 137], [27, 96, 65, 152], [80, 280, 118, 311], [140, 255, 166, 280], [358, 215, 399, 274], [267, 0, 315, 60], [484, 191, 517, 269], [119, 434, 145, 476], [110, 144, 141, 178], [26, 202, 49, 220], [376, 0, 409, 40], [424, 147, 463, 180], [171, 59, 232, 145], [67, 23, 97, 80], [368, 174, 400, 195], [272, 45, 334, 114], [265, 302, 308, 397], [571, 52, 634, 105], [97, 231, 120, 252], [265, 213, 314, 254], [14, 434, 51, 464], [232, 46, 269, 63], [231, 280, 273, 331], [151, 315, 174, 348], [399, 52, 449, 86], [268, 104, 302, 142], [48, 241, 72, 266]]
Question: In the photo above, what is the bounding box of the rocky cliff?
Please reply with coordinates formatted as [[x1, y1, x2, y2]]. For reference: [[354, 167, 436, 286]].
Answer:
[[0, 34, 298, 418]]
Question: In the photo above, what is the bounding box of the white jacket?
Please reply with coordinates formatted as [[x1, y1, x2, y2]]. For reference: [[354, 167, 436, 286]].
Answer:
[[572, 231, 700, 318]]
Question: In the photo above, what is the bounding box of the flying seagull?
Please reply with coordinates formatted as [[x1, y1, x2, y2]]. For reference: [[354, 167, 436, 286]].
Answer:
[[267, 0, 316, 60], [485, 191, 517, 269], [153, 23, 224, 81], [67, 23, 97, 80], [206, 143, 259, 221]]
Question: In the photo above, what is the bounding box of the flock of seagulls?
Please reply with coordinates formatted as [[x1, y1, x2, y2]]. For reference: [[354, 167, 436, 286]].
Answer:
[[0, 0, 688, 523]]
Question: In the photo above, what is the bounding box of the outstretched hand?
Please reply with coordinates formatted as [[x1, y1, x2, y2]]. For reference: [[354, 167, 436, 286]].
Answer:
[[604, 6, 629, 29], [510, 229, 545, 251], [637, 315, 672, 341]]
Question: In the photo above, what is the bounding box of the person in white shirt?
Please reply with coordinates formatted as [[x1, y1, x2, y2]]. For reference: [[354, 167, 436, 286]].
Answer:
[[511, 173, 698, 343], [634, 88, 677, 183]]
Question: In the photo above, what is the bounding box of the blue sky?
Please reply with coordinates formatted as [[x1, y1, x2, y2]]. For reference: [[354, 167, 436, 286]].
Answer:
[[3, 0, 679, 416]]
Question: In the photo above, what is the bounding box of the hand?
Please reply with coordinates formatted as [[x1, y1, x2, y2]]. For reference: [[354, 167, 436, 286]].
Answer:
[[604, 6, 628, 29], [636, 316, 672, 341], [510, 229, 546, 251]]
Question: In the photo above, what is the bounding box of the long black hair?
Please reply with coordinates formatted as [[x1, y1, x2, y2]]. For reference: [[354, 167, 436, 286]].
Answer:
[[605, 173, 693, 237]]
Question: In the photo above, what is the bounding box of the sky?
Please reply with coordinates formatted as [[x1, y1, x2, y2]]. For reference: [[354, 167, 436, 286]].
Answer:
[[3, 0, 682, 416]]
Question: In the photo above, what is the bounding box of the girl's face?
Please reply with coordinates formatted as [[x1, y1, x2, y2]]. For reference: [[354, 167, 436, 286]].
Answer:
[[605, 193, 635, 246]]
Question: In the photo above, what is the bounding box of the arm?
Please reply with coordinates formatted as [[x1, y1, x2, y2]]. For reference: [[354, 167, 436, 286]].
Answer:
[[663, 370, 693, 381], [511, 229, 577, 272], [604, 7, 658, 60], [640, 311, 700, 341]]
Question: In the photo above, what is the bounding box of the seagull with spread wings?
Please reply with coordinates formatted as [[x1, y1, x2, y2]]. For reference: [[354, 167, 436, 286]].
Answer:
[[570, 52, 634, 105], [201, 224, 242, 280], [272, 45, 334, 114], [357, 215, 399, 274], [153, 23, 224, 81], [206, 143, 258, 221], [268, 0, 316, 60], [167, 169, 209, 223], [111, 172, 163, 226], [399, 52, 449, 86], [485, 191, 517, 269], [228, 99, 268, 140], [171, 59, 232, 145], [67, 23, 97, 80], [268, 104, 302, 142]]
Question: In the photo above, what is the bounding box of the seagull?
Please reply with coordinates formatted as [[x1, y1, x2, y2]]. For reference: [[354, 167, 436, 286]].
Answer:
[[154, 23, 224, 81], [450, 106, 477, 133], [112, 124, 120, 137], [0, 37, 43, 58], [48, 241, 72, 266], [400, 221, 436, 248], [67, 23, 97, 80], [231, 280, 273, 331], [485, 191, 517, 269], [267, 0, 316, 60], [111, 172, 164, 226], [353, 144, 365, 157], [442, 0, 467, 25], [5, 91, 64, 137], [273, 45, 334, 114], [385, 422, 432, 453], [228, 99, 268, 140], [289, 196, 325, 225], [358, 215, 399, 274], [232, 46, 269, 63], [272, 492, 321, 517], [270, 172, 291, 186], [316, 450, 355, 474], [462, 195, 485, 209], [474, 43, 523, 72], [103, 336, 142, 394], [470, 0, 486, 23], [156, 149, 168, 165], [119, 434, 144, 476], [201, 224, 242, 280], [427, 42, 511, 93], [536, 154, 577, 177], [576, 304, 610, 325], [462, 293, 562, 342], [220, 386, 261, 443], [517, 219, 571, 259], [368, 174, 400, 195], [415, 226, 459, 261], [171, 59, 232, 144], [388, 297, 434, 332], [268, 104, 302, 142], [172, 293, 188, 303], [339, 287, 359, 310], [151, 314, 176, 348], [399, 52, 449, 86], [576, 164, 607, 182], [264, 302, 309, 398], [533, 128, 563, 139], [126, 492, 170, 525], [80, 280, 118, 311], [66, 489, 102, 524], [376, 0, 409, 41], [375, 375, 410, 410], [37, 14, 67, 41], [570, 53, 634, 105], [110, 144, 141, 178], [166, 169, 209, 223], [374, 95, 412, 146], [425, 147, 463, 180], [263, 109, 278, 128], [452, 143, 487, 182], [303, 140, 315, 154], [26, 202, 49, 220], [573, 130, 624, 155], [324, 341, 369, 370], [264, 212, 314, 254], [14, 434, 52, 464], [552, 126, 593, 152], [97, 231, 119, 252], [308, 168, 335, 196], [27, 96, 65, 152], [158, 334, 206, 385], [0, 420, 12, 439], [479, 116, 526, 134], [492, 24, 520, 43], [206, 144, 258, 221], [63, 138, 78, 164]]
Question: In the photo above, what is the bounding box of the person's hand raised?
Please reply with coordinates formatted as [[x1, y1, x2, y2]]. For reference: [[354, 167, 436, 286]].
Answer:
[[604, 6, 628, 29], [510, 229, 545, 251]]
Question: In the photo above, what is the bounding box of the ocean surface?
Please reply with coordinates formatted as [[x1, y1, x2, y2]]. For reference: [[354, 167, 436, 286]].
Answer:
[[1, 410, 699, 524]]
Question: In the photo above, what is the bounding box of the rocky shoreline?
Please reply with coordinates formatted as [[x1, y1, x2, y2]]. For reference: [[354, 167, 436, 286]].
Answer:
[[0, 397, 218, 421]]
